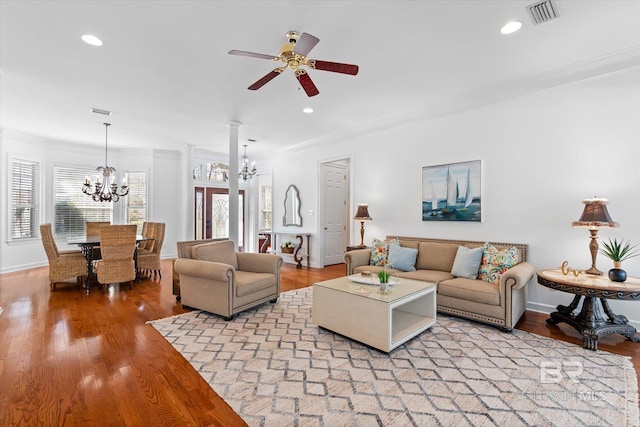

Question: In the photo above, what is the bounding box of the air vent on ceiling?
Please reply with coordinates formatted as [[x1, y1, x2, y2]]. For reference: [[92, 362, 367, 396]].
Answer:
[[91, 107, 112, 115], [527, 0, 559, 25]]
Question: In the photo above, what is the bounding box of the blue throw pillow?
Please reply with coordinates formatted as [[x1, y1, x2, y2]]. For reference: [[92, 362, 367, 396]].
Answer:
[[387, 244, 418, 272], [450, 246, 483, 279]]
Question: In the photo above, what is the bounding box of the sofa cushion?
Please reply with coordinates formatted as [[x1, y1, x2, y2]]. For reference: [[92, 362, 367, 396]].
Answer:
[[387, 244, 418, 271], [192, 240, 239, 270], [398, 239, 419, 250], [397, 269, 454, 283], [415, 242, 459, 271], [235, 271, 275, 297], [450, 246, 483, 279], [438, 278, 500, 306], [478, 242, 519, 284], [370, 237, 399, 266]]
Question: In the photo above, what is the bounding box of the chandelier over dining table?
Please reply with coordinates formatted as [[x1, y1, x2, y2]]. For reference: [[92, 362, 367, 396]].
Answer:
[[82, 122, 129, 202]]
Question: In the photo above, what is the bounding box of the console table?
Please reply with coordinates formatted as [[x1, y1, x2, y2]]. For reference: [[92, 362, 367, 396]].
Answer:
[[272, 232, 310, 269], [537, 269, 640, 350]]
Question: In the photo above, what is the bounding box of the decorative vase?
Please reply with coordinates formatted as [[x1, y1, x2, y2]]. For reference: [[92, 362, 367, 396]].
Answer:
[[608, 268, 627, 282]]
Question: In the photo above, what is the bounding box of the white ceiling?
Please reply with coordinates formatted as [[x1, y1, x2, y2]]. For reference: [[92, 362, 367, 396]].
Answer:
[[1, 0, 639, 158]]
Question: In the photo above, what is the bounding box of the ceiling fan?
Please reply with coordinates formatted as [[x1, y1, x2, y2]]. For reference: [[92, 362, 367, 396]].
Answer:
[[228, 31, 359, 97]]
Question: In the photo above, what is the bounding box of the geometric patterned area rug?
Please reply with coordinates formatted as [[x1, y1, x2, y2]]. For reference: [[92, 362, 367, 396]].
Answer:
[[149, 288, 639, 426]]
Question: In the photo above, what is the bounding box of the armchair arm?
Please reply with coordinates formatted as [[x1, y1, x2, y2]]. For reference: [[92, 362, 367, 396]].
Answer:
[[236, 253, 283, 274], [500, 261, 536, 290], [174, 258, 234, 282], [344, 248, 372, 275]]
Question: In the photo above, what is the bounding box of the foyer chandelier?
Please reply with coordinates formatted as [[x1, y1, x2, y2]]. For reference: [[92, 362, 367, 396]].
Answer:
[[82, 122, 129, 202], [239, 144, 257, 181]]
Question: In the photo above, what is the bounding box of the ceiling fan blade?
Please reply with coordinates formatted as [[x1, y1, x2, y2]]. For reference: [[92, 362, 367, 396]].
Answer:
[[295, 70, 319, 97], [248, 68, 284, 90], [293, 33, 320, 56], [228, 50, 279, 61], [308, 60, 359, 75]]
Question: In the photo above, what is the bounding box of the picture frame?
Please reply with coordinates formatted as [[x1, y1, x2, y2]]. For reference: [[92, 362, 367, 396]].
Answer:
[[422, 160, 481, 222]]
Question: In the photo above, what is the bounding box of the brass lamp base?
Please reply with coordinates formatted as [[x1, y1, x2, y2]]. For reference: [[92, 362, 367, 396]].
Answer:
[[585, 229, 603, 276], [585, 266, 603, 276]]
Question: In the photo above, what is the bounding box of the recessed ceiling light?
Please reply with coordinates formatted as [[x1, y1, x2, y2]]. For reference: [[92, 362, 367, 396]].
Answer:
[[500, 21, 522, 35], [82, 34, 103, 46], [303, 107, 313, 114]]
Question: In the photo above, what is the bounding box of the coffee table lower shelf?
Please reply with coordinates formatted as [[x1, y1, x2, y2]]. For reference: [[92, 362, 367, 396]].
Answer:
[[312, 277, 436, 353]]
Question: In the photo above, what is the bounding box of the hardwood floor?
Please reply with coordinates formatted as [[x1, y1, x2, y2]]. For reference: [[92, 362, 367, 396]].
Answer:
[[1, 261, 638, 425]]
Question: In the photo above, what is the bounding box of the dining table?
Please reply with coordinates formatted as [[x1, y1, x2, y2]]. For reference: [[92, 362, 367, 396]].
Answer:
[[67, 234, 153, 284]]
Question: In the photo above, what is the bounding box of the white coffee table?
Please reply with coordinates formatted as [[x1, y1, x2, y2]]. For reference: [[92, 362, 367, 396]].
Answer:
[[312, 275, 436, 352]]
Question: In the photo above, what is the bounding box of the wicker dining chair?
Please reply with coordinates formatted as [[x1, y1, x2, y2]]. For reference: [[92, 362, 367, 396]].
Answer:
[[96, 225, 137, 290], [138, 221, 156, 252], [86, 221, 111, 236], [137, 222, 165, 278], [40, 223, 87, 291], [86, 221, 110, 261]]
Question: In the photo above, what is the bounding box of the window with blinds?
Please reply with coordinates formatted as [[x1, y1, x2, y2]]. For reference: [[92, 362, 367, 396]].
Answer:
[[125, 170, 147, 233], [53, 166, 112, 237], [10, 159, 38, 239]]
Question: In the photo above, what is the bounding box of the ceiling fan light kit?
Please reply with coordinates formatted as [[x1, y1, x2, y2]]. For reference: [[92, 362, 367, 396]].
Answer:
[[229, 30, 359, 97]]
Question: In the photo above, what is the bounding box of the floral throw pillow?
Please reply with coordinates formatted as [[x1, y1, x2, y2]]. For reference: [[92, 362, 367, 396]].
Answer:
[[370, 237, 399, 266], [477, 242, 519, 284]]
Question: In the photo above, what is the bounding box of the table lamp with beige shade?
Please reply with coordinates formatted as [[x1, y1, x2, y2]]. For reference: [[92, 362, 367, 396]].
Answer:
[[572, 197, 618, 275]]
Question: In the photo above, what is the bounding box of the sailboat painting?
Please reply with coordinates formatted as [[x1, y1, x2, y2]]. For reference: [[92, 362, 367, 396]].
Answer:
[[422, 160, 481, 222]]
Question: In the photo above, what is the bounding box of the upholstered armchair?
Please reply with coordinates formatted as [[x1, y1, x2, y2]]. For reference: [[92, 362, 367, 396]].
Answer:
[[174, 240, 283, 320], [173, 238, 228, 301]]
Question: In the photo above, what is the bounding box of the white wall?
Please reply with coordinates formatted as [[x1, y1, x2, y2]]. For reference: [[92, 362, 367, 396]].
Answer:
[[260, 67, 640, 325]]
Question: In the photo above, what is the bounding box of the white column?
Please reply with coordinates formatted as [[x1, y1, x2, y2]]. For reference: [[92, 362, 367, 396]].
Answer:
[[228, 121, 240, 247], [181, 144, 195, 241]]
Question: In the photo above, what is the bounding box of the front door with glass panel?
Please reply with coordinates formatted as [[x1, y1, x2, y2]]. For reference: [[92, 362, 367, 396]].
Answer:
[[194, 187, 245, 251]]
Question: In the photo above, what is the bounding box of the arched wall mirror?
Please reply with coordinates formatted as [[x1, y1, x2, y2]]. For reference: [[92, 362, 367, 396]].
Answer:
[[283, 184, 302, 227]]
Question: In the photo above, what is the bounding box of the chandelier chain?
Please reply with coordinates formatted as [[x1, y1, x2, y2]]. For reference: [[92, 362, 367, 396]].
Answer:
[[82, 122, 129, 202]]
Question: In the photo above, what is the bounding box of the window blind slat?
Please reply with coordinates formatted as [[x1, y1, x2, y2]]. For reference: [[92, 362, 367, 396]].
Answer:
[[10, 159, 37, 239], [126, 171, 147, 233], [54, 167, 112, 237]]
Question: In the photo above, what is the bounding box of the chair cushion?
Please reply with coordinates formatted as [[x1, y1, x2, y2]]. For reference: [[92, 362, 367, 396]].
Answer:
[[235, 271, 276, 297], [192, 240, 238, 270]]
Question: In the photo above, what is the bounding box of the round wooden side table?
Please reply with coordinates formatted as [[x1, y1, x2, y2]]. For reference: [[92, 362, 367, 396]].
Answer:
[[537, 269, 640, 350]]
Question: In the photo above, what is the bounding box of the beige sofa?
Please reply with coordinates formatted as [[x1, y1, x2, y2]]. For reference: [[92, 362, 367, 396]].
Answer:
[[344, 236, 536, 331], [174, 240, 283, 320]]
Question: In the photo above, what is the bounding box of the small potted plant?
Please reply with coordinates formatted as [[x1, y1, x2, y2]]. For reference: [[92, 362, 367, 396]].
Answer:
[[599, 238, 639, 282], [377, 261, 393, 294], [281, 241, 295, 254]]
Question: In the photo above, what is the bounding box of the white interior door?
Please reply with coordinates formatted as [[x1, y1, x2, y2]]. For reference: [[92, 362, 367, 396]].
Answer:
[[322, 161, 349, 266]]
